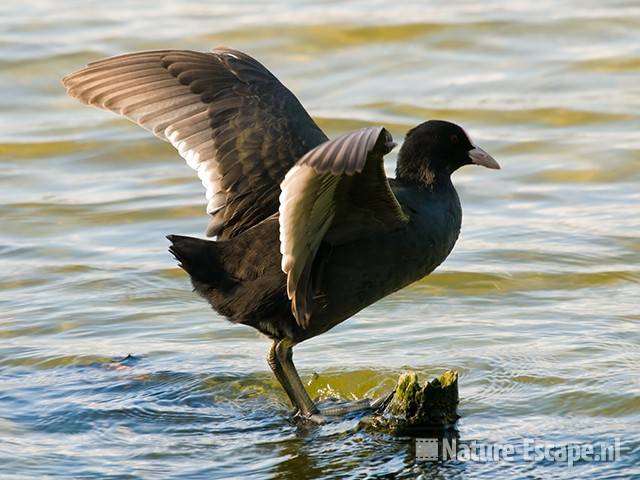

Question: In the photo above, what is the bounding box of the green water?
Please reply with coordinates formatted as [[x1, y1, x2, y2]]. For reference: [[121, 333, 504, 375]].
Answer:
[[1, 1, 639, 478]]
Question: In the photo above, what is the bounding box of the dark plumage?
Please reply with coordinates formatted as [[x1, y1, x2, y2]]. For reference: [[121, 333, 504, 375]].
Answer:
[[63, 47, 500, 422]]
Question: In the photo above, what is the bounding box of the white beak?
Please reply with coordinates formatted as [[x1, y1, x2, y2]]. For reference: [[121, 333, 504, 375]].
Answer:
[[468, 147, 500, 169]]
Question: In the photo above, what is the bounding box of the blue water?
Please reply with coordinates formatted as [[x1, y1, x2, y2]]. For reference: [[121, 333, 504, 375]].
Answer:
[[1, 0, 639, 478]]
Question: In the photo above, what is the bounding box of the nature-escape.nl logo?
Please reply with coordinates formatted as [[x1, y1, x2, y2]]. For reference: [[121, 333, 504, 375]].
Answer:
[[416, 438, 622, 467]]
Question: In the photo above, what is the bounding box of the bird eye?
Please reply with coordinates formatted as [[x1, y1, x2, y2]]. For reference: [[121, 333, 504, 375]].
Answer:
[[450, 134, 459, 144]]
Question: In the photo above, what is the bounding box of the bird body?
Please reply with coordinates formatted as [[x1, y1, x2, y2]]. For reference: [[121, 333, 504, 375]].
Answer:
[[63, 47, 499, 420], [169, 177, 462, 343]]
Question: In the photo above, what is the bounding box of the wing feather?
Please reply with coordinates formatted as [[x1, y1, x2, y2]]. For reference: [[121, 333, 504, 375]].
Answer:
[[63, 47, 328, 239], [279, 126, 406, 327]]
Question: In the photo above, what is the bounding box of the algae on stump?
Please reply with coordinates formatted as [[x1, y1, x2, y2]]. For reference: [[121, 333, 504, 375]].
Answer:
[[370, 370, 459, 435]]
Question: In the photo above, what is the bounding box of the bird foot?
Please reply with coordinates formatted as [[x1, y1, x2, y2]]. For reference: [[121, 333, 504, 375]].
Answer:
[[303, 412, 328, 425], [294, 391, 394, 424], [315, 397, 375, 417]]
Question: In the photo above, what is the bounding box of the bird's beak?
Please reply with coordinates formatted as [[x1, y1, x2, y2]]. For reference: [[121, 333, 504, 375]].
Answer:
[[468, 146, 500, 169]]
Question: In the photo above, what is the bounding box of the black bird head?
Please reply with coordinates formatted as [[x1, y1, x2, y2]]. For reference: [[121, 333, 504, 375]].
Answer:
[[396, 120, 499, 186]]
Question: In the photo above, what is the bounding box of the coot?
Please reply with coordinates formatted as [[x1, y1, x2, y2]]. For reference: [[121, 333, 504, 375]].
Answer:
[[63, 47, 500, 422]]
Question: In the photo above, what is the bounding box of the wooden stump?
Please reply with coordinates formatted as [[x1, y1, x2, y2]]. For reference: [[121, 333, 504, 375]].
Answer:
[[364, 370, 459, 436]]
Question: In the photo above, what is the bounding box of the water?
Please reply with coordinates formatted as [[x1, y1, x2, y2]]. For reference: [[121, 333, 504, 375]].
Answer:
[[1, 0, 639, 478]]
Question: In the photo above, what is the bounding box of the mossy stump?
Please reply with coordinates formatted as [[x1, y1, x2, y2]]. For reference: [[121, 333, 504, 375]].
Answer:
[[366, 370, 459, 436]]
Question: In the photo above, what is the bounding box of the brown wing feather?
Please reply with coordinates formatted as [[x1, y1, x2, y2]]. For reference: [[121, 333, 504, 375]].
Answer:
[[63, 47, 328, 239]]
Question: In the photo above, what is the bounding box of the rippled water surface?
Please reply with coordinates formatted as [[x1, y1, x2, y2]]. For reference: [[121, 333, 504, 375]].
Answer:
[[1, 1, 639, 478]]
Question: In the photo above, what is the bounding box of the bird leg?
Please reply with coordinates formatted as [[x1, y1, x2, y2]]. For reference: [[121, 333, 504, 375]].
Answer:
[[274, 338, 326, 421], [268, 339, 322, 422], [268, 338, 392, 423], [267, 340, 297, 409]]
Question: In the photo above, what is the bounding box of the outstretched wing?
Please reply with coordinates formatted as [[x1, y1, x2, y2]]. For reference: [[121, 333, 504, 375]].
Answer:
[[63, 47, 328, 239], [279, 126, 409, 327]]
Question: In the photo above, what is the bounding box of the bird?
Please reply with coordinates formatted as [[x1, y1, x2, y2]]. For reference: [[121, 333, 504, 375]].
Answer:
[[63, 47, 500, 423]]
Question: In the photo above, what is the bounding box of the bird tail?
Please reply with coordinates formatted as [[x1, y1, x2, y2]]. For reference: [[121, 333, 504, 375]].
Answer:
[[166, 234, 236, 294]]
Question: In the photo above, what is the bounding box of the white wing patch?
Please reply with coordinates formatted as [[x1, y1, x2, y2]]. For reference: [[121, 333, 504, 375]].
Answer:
[[279, 166, 334, 289], [171, 131, 223, 214]]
